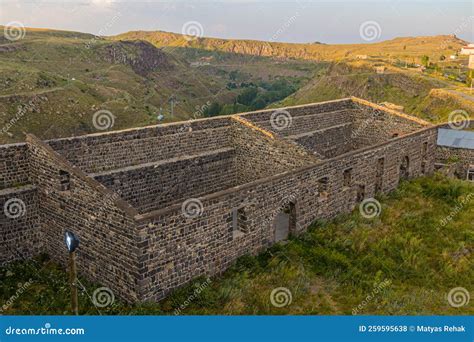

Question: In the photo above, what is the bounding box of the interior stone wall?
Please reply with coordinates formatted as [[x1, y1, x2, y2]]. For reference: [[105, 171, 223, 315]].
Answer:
[[47, 117, 233, 173], [93, 148, 238, 213]]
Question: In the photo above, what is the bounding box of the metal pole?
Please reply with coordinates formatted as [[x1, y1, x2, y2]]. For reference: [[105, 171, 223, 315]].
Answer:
[[69, 251, 79, 315]]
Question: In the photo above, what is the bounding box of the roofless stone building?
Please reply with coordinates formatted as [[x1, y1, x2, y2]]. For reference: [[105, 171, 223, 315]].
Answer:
[[1, 97, 472, 302]]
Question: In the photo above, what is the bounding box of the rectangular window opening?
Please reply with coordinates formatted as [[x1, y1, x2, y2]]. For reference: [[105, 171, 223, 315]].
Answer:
[[356, 184, 366, 202], [318, 177, 329, 200], [232, 207, 247, 239], [343, 169, 352, 188], [467, 166, 474, 182], [59, 170, 71, 191]]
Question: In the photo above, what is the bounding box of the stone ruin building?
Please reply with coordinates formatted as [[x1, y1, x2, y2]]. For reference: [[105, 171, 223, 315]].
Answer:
[[1, 97, 473, 302]]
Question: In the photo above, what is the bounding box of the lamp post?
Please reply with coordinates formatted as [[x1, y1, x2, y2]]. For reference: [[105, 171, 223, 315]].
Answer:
[[64, 231, 80, 315]]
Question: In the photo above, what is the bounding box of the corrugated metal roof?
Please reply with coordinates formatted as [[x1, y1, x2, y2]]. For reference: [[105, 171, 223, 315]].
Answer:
[[437, 128, 474, 149]]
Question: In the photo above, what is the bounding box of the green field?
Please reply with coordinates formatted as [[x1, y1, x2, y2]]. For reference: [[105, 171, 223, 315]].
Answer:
[[2, 175, 472, 315]]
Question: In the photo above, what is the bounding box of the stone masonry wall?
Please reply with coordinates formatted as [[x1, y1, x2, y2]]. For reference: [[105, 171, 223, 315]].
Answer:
[[0, 185, 40, 265], [26, 134, 141, 302], [134, 126, 437, 301], [292, 123, 353, 158], [93, 148, 238, 213], [229, 117, 319, 184], [0, 98, 447, 304], [436, 146, 474, 180], [351, 100, 426, 148], [47, 117, 232, 173], [0, 143, 30, 189]]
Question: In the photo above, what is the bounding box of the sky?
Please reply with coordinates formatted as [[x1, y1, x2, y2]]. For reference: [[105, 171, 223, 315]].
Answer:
[[0, 0, 473, 44]]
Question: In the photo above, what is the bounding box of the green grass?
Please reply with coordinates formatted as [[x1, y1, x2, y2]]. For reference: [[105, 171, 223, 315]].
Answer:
[[1, 175, 473, 315]]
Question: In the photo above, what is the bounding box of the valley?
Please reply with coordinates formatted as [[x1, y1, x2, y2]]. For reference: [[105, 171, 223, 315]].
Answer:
[[0, 27, 472, 143]]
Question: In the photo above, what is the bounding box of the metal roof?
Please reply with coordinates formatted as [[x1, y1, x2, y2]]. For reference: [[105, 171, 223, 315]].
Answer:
[[437, 128, 474, 149]]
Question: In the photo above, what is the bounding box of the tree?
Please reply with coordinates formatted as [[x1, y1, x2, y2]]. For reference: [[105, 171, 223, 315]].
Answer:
[[421, 55, 430, 67], [229, 70, 239, 81], [203, 102, 222, 117], [237, 87, 258, 106]]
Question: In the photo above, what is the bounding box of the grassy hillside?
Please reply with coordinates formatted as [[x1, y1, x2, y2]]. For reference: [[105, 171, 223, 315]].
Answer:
[[115, 30, 474, 121], [0, 27, 318, 143], [0, 27, 472, 143], [276, 62, 473, 123], [2, 175, 472, 315]]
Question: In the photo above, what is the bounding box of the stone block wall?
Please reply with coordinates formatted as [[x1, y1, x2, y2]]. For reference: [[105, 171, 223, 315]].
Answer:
[[292, 123, 353, 158], [350, 99, 427, 148], [0, 97, 449, 304], [134, 126, 437, 301], [26, 134, 141, 302], [93, 148, 238, 213], [47, 117, 233, 173], [0, 185, 39, 265], [0, 143, 30, 189], [242, 98, 355, 131], [229, 117, 319, 184], [435, 146, 474, 179]]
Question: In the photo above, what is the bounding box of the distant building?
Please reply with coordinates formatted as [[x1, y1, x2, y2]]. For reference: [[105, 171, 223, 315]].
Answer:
[[374, 66, 386, 74], [356, 54, 368, 60], [469, 55, 474, 70], [460, 43, 474, 55], [449, 55, 457, 60]]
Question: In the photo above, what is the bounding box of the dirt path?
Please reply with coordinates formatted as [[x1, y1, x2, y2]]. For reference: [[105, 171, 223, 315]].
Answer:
[[0, 86, 64, 98]]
